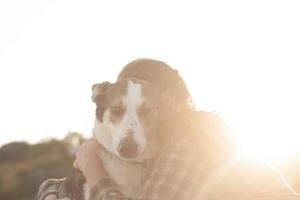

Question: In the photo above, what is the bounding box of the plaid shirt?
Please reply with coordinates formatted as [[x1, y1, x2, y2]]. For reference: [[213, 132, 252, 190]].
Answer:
[[37, 112, 300, 200]]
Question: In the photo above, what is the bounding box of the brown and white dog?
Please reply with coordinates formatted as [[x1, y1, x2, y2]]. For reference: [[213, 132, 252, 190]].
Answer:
[[63, 78, 162, 200], [90, 78, 161, 198]]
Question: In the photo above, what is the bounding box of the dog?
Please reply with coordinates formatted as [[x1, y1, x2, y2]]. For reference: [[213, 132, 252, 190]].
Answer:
[[61, 78, 162, 200]]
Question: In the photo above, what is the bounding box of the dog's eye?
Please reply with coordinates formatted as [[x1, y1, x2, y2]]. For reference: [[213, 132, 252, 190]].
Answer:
[[140, 103, 153, 116], [111, 106, 123, 116]]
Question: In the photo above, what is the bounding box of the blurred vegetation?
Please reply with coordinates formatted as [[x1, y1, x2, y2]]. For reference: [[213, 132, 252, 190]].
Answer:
[[0, 132, 84, 200], [0, 132, 299, 200]]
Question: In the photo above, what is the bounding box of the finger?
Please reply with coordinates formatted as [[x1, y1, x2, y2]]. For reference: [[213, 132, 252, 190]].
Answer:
[[73, 151, 81, 169], [76, 142, 86, 156], [73, 159, 78, 168]]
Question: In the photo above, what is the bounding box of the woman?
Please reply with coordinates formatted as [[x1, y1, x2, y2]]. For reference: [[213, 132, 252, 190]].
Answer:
[[37, 58, 300, 200]]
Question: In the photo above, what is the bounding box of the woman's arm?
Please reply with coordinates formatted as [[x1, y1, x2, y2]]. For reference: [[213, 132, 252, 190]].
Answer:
[[73, 137, 108, 188], [36, 178, 69, 200], [73, 138, 128, 200], [36, 137, 127, 200]]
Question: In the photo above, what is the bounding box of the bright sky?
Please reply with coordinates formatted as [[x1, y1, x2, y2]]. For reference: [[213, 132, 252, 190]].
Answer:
[[0, 0, 300, 160]]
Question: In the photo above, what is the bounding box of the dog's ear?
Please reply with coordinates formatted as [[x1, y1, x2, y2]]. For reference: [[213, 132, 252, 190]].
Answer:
[[91, 81, 111, 103]]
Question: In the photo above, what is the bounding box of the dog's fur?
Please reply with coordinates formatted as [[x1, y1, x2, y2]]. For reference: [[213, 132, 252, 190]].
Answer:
[[62, 78, 162, 200]]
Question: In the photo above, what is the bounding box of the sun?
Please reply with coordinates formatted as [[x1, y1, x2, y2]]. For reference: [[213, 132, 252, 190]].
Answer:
[[191, 84, 300, 163], [189, 77, 300, 163], [224, 109, 300, 163], [237, 130, 300, 162]]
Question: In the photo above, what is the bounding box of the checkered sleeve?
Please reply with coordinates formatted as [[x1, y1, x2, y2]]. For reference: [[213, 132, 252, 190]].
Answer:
[[89, 178, 128, 200], [139, 136, 203, 200], [36, 178, 66, 200], [138, 111, 236, 200]]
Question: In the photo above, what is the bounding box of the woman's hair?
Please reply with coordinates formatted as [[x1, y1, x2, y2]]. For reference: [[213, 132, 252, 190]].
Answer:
[[117, 58, 195, 109], [117, 58, 201, 144], [117, 58, 236, 162]]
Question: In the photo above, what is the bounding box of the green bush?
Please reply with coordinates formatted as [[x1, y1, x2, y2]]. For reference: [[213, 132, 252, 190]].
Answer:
[[0, 133, 83, 200]]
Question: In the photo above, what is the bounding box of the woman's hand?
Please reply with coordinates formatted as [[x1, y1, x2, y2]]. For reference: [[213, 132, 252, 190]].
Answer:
[[73, 136, 108, 188]]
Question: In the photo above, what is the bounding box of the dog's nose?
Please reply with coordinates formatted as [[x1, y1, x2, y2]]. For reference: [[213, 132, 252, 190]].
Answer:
[[118, 134, 138, 159]]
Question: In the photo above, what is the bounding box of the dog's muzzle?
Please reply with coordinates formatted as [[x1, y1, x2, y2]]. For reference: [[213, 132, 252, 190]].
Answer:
[[117, 134, 138, 159]]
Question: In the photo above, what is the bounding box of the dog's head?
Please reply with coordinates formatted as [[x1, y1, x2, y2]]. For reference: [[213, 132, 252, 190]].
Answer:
[[92, 79, 160, 162]]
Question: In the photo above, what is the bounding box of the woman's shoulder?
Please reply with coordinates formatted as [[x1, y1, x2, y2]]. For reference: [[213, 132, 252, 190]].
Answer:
[[180, 110, 236, 161]]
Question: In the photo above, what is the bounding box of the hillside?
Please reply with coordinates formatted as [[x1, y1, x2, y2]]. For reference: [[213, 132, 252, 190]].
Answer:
[[0, 133, 83, 200]]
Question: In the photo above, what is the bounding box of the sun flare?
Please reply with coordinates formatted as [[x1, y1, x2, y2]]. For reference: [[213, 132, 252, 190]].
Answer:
[[190, 69, 300, 163], [224, 108, 300, 162]]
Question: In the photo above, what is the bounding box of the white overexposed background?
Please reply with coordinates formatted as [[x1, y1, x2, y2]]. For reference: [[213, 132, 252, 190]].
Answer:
[[0, 0, 299, 161]]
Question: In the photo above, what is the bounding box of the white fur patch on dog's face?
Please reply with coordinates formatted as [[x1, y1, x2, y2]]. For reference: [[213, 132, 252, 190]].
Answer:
[[112, 80, 146, 157]]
